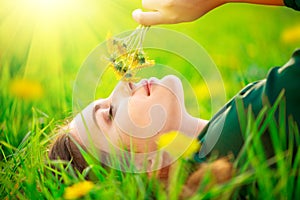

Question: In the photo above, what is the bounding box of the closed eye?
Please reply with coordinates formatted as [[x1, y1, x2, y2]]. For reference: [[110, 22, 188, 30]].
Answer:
[[109, 105, 114, 119]]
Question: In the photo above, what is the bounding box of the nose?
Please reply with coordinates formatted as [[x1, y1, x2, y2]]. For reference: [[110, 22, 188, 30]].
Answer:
[[128, 82, 135, 90], [135, 79, 147, 86], [111, 81, 132, 97], [129, 79, 148, 92]]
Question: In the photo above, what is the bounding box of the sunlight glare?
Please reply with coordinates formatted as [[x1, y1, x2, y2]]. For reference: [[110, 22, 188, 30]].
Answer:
[[26, 0, 75, 10], [22, 0, 81, 20]]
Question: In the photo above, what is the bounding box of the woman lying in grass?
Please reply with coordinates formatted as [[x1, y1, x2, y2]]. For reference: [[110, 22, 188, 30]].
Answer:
[[49, 50, 300, 196], [50, 75, 208, 173]]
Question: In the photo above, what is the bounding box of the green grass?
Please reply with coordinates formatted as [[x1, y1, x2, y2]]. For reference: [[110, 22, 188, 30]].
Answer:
[[1, 0, 300, 199]]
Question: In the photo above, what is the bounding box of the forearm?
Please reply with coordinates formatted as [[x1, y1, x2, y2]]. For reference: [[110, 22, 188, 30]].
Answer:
[[133, 0, 292, 25], [226, 0, 300, 11], [226, 0, 284, 6]]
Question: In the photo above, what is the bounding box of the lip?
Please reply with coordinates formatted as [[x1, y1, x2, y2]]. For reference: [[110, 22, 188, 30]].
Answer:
[[142, 80, 151, 96], [130, 78, 158, 96]]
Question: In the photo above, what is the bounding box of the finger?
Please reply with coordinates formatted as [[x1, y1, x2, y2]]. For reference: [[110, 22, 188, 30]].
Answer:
[[132, 9, 165, 26]]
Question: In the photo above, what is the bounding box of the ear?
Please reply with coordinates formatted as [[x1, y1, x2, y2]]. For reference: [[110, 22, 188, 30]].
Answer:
[[134, 151, 162, 172], [134, 151, 172, 179]]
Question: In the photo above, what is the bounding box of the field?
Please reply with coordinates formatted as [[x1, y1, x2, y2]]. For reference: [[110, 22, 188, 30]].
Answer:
[[1, 0, 300, 199]]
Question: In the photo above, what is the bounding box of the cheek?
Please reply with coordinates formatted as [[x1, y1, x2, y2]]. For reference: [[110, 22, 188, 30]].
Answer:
[[114, 97, 167, 139], [127, 96, 172, 132], [94, 113, 120, 146], [115, 96, 154, 128], [128, 98, 152, 127], [95, 112, 110, 134]]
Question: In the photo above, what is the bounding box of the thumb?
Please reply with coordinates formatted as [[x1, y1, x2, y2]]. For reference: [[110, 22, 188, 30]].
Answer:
[[132, 9, 164, 26]]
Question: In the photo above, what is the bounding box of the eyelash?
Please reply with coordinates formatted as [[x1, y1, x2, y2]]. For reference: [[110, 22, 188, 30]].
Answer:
[[109, 105, 114, 119]]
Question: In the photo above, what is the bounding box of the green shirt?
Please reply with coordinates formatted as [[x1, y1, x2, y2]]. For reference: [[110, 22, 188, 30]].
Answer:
[[194, 49, 300, 162], [284, 0, 300, 10]]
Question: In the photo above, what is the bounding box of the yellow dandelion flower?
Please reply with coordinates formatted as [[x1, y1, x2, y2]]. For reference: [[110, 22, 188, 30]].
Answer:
[[63, 181, 95, 200], [281, 25, 300, 44], [105, 27, 155, 82], [157, 131, 201, 159], [10, 79, 43, 100]]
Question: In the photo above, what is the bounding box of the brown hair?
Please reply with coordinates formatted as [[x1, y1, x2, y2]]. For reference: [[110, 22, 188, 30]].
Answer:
[[48, 133, 88, 173]]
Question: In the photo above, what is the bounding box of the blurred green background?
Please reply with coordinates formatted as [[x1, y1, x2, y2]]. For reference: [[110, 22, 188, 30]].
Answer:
[[1, 0, 300, 153], [1, 1, 300, 199]]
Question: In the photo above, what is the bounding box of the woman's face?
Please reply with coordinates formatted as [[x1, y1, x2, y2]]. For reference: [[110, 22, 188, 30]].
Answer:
[[70, 75, 186, 153]]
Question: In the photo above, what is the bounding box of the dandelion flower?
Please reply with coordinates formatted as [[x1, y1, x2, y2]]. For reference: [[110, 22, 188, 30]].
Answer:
[[281, 25, 300, 44], [157, 131, 201, 159], [105, 26, 155, 82], [10, 79, 43, 100], [63, 181, 95, 200]]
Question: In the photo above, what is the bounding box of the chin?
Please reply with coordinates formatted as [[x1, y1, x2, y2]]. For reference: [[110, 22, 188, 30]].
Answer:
[[160, 75, 185, 104]]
